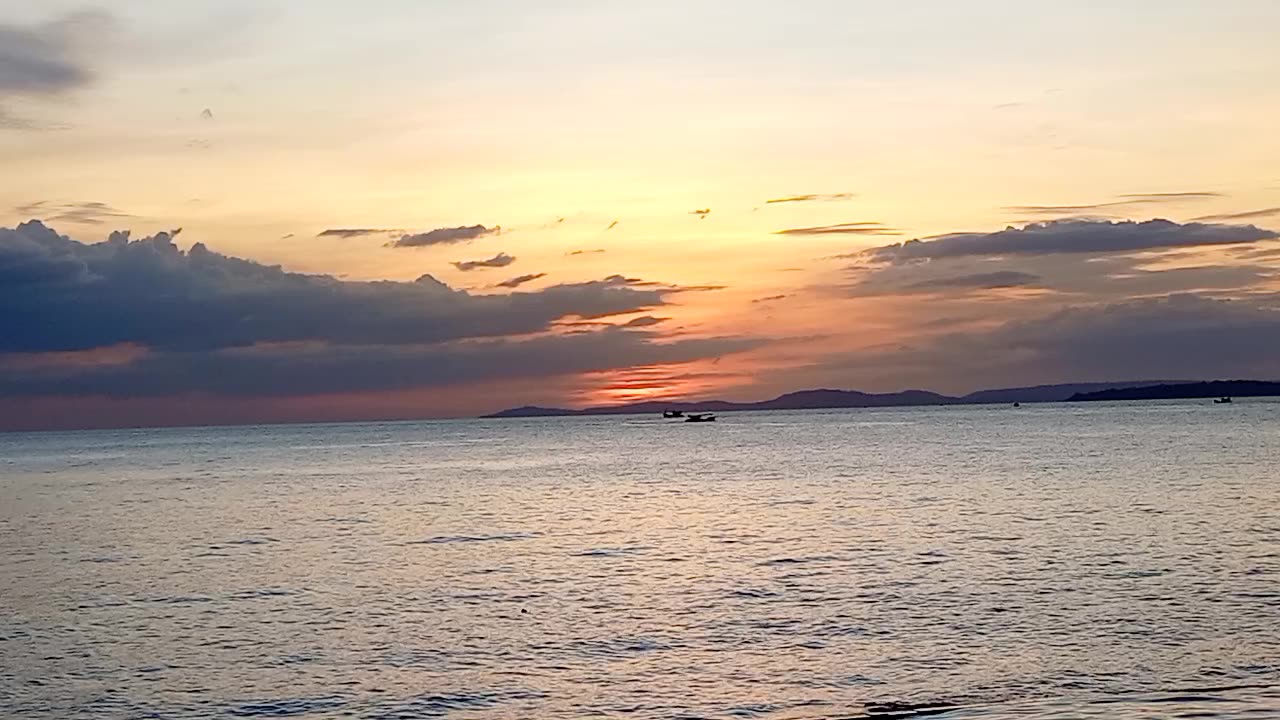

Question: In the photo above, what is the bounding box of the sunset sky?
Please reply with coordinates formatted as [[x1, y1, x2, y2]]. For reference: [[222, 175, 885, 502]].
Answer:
[[3, 1, 1280, 430]]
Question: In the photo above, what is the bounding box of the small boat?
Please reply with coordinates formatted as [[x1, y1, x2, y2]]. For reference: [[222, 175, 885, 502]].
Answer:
[[1214, 397, 1233, 404], [1012, 402, 1021, 408], [662, 410, 685, 418], [685, 412, 716, 423]]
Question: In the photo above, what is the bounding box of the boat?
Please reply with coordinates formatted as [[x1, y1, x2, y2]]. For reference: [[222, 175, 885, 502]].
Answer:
[[1214, 397, 1233, 404], [1013, 402, 1021, 408], [662, 410, 685, 418], [685, 412, 716, 423]]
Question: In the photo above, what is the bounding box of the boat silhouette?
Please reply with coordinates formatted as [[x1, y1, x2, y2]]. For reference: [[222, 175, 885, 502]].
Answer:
[[1214, 397, 1233, 404], [662, 410, 685, 418], [685, 412, 716, 423]]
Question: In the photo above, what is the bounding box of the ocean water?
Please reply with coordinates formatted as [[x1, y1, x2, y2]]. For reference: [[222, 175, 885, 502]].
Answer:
[[1, 401, 1278, 719]]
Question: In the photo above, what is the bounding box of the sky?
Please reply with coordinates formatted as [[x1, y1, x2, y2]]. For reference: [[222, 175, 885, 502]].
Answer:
[[3, 1, 1280, 430]]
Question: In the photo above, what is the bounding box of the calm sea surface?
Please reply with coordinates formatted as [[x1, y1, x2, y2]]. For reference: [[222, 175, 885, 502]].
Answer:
[[2, 401, 1278, 719]]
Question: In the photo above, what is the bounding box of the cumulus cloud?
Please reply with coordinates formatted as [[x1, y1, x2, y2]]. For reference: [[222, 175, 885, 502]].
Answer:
[[317, 228, 401, 238], [776, 222, 901, 236], [0, 221, 685, 354], [865, 219, 1277, 264], [392, 224, 497, 248], [765, 193, 856, 204], [14, 201, 130, 225], [0, 221, 759, 413], [452, 252, 515, 271], [496, 272, 546, 289]]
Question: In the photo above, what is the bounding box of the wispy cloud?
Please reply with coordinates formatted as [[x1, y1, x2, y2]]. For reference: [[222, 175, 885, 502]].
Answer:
[[866, 219, 1276, 264], [690, 208, 710, 219], [317, 228, 401, 238], [1193, 207, 1280, 222], [765, 193, 855, 204], [0, 11, 114, 129], [907, 271, 1041, 291], [623, 315, 668, 328], [775, 222, 901, 236], [452, 252, 515, 271], [15, 201, 131, 225], [1008, 191, 1223, 216], [392, 224, 498, 248], [752, 294, 790, 303], [496, 273, 546, 289], [569, 248, 606, 256], [606, 220, 619, 231]]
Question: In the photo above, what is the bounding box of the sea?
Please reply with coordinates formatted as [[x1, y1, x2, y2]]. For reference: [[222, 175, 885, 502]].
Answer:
[[1, 400, 1278, 719]]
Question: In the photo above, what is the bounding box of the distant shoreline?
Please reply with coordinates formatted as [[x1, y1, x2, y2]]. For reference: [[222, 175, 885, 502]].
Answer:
[[485, 379, 1280, 418]]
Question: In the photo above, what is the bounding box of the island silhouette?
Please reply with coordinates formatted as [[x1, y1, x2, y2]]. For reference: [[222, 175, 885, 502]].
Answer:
[[486, 380, 1280, 418]]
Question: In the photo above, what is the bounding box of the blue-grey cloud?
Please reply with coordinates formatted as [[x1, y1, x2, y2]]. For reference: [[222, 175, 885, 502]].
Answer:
[[866, 219, 1277, 263], [622, 315, 667, 328], [453, 252, 514, 271], [0, 221, 759, 405], [1007, 192, 1222, 216], [1, 11, 112, 128], [0, 221, 681, 354], [392, 224, 497, 248]]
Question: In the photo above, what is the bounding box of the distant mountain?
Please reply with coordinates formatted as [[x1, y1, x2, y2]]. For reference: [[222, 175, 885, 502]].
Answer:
[[960, 380, 1190, 404], [1069, 380, 1280, 402], [482, 380, 1207, 418]]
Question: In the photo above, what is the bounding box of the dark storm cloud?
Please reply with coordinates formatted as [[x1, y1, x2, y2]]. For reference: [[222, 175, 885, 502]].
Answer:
[[907, 271, 1041, 291], [0, 220, 686, 354], [1193, 207, 1280, 222], [496, 273, 546, 289], [15, 201, 131, 225], [776, 222, 901, 236], [452, 252, 514, 271], [765, 193, 856, 204], [317, 228, 402, 238], [865, 219, 1277, 264], [392, 224, 497, 248]]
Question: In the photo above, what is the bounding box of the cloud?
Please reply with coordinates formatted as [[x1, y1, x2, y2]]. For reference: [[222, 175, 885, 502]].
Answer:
[[765, 193, 856, 204], [317, 228, 402, 238], [1193, 207, 1280, 222], [13, 201, 131, 225], [496, 273, 546, 289], [569, 248, 606, 256], [622, 315, 667, 328], [865, 219, 1277, 264], [691, 208, 710, 219], [452, 252, 515, 271], [606, 220, 619, 231], [0, 220, 688, 354], [1007, 192, 1223, 216], [392, 224, 497, 248], [0, 11, 112, 127], [752, 294, 790, 303], [776, 222, 901, 236], [200, 108, 213, 120], [907, 271, 1041, 291]]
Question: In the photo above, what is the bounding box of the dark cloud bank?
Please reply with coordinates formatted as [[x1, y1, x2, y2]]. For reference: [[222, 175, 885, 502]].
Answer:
[[0, 221, 751, 413]]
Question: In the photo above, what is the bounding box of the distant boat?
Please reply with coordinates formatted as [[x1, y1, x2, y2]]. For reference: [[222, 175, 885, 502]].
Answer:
[[1214, 397, 1233, 404], [662, 410, 685, 418], [685, 413, 716, 423], [1013, 402, 1021, 408]]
